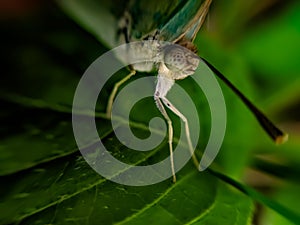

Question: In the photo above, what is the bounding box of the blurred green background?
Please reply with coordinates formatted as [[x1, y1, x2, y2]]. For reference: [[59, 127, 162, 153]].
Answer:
[[0, 0, 300, 224]]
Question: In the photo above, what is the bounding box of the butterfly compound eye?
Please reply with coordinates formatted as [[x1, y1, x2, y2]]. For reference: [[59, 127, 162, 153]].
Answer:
[[163, 45, 187, 72], [162, 44, 200, 79]]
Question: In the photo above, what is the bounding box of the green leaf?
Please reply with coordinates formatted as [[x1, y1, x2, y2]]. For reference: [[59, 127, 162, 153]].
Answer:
[[0, 100, 114, 176], [57, 0, 119, 48], [209, 169, 300, 224], [2, 1, 300, 225], [261, 184, 300, 225], [238, 1, 300, 96], [0, 101, 75, 175], [0, 148, 254, 225], [0, 8, 107, 175], [0, 4, 254, 225]]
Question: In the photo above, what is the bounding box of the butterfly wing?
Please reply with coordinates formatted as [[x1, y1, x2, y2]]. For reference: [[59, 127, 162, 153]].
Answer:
[[159, 0, 211, 42]]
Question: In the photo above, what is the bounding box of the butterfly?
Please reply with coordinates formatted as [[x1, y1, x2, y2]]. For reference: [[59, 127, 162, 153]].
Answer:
[[59, 0, 288, 182], [103, 0, 288, 182]]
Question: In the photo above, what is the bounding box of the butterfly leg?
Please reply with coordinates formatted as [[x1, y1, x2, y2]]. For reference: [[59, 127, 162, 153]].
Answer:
[[154, 95, 176, 183], [106, 69, 136, 118], [161, 97, 199, 168]]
